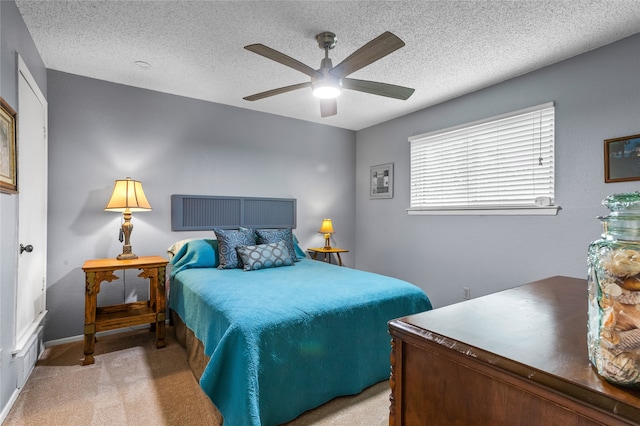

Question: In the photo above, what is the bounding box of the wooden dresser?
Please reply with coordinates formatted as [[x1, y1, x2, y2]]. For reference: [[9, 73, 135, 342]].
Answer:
[[388, 276, 640, 425]]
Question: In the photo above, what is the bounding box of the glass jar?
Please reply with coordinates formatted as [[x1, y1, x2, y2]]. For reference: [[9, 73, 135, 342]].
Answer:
[[588, 192, 640, 386]]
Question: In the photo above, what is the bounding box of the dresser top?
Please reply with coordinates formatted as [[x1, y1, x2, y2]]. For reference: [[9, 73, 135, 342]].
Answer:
[[390, 276, 640, 420]]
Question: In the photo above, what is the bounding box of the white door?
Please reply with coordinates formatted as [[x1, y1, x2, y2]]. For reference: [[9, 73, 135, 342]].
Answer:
[[15, 56, 48, 350]]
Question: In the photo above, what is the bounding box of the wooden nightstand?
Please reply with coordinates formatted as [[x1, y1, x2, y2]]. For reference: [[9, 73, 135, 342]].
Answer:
[[82, 255, 168, 365], [307, 247, 349, 266]]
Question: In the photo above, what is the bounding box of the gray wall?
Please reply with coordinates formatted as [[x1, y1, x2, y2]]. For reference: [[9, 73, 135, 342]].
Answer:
[[45, 70, 356, 342], [0, 0, 47, 416], [355, 33, 640, 308]]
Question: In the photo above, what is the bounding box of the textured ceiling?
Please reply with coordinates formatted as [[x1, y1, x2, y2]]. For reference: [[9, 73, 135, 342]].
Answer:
[[15, 0, 640, 131]]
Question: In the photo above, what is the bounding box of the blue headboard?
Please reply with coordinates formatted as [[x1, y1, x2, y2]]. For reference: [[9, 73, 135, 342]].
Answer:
[[171, 194, 296, 231]]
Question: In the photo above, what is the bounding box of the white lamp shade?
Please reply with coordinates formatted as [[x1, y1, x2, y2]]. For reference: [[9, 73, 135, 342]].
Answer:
[[105, 177, 152, 212]]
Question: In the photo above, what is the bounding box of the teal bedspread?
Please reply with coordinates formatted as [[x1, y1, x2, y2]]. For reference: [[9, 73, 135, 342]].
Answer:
[[169, 241, 431, 425]]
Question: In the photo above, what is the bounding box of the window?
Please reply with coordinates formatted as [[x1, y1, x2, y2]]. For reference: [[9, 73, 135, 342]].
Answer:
[[408, 102, 557, 215]]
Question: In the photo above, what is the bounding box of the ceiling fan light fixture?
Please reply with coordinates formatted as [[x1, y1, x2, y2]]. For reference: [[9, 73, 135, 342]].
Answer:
[[312, 80, 342, 99], [244, 31, 414, 117]]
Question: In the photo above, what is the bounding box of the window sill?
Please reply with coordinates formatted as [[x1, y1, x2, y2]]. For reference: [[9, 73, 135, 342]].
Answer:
[[407, 206, 561, 216]]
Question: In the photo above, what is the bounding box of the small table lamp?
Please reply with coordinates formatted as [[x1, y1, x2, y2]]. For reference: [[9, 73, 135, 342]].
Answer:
[[105, 177, 152, 260], [318, 218, 335, 249]]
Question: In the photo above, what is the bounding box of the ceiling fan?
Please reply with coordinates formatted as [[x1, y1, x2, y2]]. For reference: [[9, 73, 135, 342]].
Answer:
[[243, 31, 415, 118]]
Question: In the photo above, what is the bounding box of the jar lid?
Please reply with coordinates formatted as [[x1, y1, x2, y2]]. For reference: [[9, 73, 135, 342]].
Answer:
[[603, 192, 640, 212], [600, 192, 640, 240]]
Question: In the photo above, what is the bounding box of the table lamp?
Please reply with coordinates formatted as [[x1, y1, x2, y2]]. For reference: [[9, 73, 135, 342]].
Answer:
[[318, 218, 334, 249], [105, 177, 152, 260]]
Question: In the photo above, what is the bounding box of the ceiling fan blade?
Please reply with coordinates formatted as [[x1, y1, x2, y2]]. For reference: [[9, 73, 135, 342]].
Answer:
[[342, 78, 415, 100], [330, 31, 405, 78], [243, 82, 311, 101], [245, 44, 322, 79], [320, 99, 337, 117]]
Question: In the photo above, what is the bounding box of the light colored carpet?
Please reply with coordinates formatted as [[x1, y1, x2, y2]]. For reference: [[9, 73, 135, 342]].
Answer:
[[3, 328, 389, 425]]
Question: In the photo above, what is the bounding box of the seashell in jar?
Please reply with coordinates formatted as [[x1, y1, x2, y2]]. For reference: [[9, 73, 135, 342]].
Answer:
[[622, 276, 640, 291], [602, 351, 640, 385], [598, 283, 621, 311], [603, 249, 640, 278], [614, 302, 640, 331], [603, 308, 618, 328], [599, 293, 616, 309], [601, 328, 621, 346], [617, 328, 640, 350], [604, 283, 623, 297], [617, 291, 640, 305]]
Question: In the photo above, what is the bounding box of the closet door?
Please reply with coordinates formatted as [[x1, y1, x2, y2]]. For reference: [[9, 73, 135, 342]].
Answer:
[[15, 57, 47, 349]]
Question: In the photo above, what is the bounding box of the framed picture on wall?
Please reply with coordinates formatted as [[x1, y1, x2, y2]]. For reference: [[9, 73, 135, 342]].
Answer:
[[604, 133, 640, 183], [0, 97, 18, 194], [370, 163, 393, 199]]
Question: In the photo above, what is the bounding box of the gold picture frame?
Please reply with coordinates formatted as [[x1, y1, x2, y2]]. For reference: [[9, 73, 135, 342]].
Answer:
[[0, 97, 17, 193], [604, 133, 640, 183]]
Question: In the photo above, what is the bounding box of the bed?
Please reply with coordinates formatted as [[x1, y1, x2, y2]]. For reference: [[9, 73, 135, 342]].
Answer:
[[167, 235, 432, 425]]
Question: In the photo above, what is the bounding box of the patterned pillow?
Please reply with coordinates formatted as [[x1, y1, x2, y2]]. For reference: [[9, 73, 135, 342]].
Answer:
[[213, 228, 256, 269], [236, 240, 294, 271], [255, 228, 300, 262]]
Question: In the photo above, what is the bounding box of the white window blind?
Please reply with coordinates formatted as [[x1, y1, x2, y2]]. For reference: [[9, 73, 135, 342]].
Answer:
[[409, 102, 555, 212]]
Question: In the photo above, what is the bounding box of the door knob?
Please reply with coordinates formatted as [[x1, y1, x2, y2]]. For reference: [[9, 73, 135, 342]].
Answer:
[[20, 244, 33, 254]]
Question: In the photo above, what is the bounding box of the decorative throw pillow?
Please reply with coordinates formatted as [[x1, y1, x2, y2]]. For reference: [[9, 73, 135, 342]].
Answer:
[[255, 228, 300, 262], [236, 240, 294, 271], [213, 228, 256, 269]]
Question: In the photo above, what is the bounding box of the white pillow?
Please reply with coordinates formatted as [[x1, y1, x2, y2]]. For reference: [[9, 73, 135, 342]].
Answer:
[[166, 238, 197, 260]]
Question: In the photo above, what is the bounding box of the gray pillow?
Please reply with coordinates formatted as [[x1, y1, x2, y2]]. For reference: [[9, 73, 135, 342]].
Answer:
[[255, 228, 300, 262], [213, 227, 256, 269], [236, 240, 294, 271]]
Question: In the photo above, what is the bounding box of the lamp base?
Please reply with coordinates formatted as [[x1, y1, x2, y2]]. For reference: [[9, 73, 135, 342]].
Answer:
[[117, 245, 138, 260], [324, 234, 332, 250]]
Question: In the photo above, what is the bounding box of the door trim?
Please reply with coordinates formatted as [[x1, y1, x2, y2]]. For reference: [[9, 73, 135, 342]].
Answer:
[[13, 55, 48, 353]]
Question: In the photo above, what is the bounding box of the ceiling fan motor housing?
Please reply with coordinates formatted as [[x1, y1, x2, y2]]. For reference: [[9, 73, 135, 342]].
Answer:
[[316, 32, 337, 50]]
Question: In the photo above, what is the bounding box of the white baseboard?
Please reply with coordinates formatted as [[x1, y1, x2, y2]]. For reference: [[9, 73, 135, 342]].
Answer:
[[0, 388, 21, 425], [1, 325, 44, 425]]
